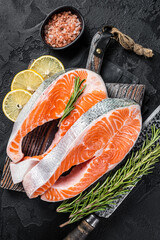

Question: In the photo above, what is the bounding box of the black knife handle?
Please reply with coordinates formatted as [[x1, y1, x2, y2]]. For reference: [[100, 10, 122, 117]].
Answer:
[[86, 26, 112, 74], [63, 214, 99, 240]]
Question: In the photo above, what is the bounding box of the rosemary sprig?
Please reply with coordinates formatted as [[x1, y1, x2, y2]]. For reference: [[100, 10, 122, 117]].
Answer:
[[57, 126, 160, 227], [59, 77, 86, 125]]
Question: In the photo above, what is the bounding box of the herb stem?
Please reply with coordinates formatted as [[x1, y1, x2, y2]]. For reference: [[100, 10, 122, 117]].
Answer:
[[59, 77, 86, 126]]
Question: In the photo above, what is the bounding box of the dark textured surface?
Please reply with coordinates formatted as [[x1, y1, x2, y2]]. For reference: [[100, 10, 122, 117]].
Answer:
[[0, 0, 160, 239]]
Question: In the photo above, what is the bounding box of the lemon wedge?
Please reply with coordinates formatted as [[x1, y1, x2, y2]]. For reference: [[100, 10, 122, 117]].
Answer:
[[29, 55, 64, 79], [11, 69, 44, 94], [2, 89, 32, 122]]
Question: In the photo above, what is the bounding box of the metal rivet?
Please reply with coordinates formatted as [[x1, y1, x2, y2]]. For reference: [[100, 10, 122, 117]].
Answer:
[[96, 48, 102, 54]]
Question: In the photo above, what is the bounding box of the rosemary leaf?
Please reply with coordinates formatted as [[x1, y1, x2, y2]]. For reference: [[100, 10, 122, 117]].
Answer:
[[59, 77, 86, 126]]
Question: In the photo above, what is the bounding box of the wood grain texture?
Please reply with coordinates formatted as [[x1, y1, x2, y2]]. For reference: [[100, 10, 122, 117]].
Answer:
[[106, 83, 145, 106], [0, 157, 24, 191], [63, 220, 94, 240], [86, 31, 106, 74], [64, 214, 99, 240]]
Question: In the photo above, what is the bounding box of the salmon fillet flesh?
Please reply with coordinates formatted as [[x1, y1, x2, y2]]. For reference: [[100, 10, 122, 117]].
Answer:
[[23, 98, 141, 201], [8, 69, 107, 183]]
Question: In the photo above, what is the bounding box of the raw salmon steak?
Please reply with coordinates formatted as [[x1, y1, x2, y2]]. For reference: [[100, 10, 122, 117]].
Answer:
[[7, 68, 107, 168], [23, 98, 142, 201]]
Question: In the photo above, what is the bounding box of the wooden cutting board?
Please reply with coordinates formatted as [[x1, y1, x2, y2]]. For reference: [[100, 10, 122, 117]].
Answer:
[[0, 29, 145, 192]]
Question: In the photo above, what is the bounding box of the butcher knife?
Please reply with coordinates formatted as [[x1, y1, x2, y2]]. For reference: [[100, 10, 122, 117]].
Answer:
[[64, 105, 160, 240]]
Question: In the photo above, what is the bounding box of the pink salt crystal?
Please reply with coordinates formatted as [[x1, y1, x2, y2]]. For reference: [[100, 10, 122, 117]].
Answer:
[[44, 11, 82, 48]]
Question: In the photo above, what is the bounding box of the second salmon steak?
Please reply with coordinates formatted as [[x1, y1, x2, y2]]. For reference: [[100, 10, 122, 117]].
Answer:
[[23, 98, 141, 201]]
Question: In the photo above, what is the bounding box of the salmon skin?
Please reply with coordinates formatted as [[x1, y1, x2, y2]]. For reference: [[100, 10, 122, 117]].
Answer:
[[8, 69, 107, 183], [23, 98, 142, 201]]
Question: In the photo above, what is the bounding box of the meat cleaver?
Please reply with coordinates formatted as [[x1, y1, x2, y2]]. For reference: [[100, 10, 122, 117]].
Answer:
[[64, 105, 160, 240], [63, 28, 154, 240]]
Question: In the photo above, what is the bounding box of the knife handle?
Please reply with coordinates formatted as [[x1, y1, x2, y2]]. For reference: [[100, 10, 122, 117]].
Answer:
[[86, 26, 112, 74], [63, 214, 99, 240]]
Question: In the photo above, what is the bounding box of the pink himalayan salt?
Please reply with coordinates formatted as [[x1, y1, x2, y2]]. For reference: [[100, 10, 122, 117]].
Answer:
[[44, 11, 82, 48]]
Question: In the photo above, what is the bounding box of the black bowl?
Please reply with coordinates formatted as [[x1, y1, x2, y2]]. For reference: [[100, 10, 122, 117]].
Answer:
[[40, 6, 85, 50]]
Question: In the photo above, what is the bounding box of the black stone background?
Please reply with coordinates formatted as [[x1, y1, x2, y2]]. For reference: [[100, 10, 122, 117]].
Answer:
[[0, 0, 160, 239]]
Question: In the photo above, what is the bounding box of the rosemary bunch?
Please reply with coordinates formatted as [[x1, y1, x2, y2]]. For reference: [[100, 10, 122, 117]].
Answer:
[[57, 126, 160, 227], [59, 77, 86, 125]]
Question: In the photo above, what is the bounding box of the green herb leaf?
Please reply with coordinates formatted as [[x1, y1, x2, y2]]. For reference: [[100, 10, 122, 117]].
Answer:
[[59, 77, 86, 126]]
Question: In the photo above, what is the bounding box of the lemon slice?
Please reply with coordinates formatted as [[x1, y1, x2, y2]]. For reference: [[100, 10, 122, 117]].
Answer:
[[2, 89, 32, 122], [29, 55, 64, 79], [11, 69, 44, 94]]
